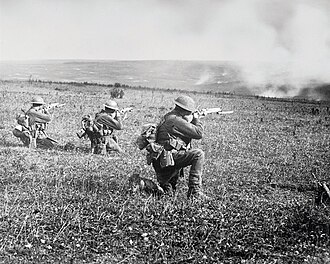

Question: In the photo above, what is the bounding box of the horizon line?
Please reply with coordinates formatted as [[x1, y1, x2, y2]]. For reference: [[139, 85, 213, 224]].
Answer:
[[0, 58, 262, 63]]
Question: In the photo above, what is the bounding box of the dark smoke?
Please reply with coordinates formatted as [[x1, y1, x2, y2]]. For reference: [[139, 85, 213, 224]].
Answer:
[[297, 83, 330, 101]]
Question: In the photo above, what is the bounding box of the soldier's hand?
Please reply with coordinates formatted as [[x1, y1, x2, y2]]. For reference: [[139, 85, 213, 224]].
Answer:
[[193, 112, 200, 119]]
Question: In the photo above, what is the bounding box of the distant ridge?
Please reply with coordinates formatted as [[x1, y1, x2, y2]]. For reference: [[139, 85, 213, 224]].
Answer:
[[1, 60, 329, 101]]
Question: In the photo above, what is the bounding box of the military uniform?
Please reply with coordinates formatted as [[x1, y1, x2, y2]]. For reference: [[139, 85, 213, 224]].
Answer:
[[13, 96, 53, 148], [91, 101, 123, 154], [153, 96, 208, 199]]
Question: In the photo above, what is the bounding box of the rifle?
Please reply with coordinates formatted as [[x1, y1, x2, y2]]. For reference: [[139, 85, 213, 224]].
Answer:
[[42, 132, 58, 144], [35, 128, 58, 143], [26, 126, 58, 148], [43, 103, 66, 111], [196, 108, 234, 117]]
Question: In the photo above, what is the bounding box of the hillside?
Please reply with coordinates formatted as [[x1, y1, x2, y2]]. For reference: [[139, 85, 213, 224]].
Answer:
[[0, 80, 329, 263], [2, 60, 329, 101]]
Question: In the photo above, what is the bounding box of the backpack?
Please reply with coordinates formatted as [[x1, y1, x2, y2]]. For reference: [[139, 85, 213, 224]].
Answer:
[[16, 113, 30, 128], [15, 110, 48, 130], [77, 115, 99, 139], [136, 123, 158, 150]]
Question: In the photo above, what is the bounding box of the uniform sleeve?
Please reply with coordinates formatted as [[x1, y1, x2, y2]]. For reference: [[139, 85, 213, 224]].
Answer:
[[95, 113, 123, 130], [27, 108, 52, 124], [170, 116, 203, 139]]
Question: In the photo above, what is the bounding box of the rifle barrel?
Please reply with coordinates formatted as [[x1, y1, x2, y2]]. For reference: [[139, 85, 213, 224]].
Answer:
[[218, 110, 234, 114], [200, 108, 233, 115]]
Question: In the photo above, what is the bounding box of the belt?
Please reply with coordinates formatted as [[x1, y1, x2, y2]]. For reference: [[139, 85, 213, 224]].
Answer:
[[158, 138, 186, 151]]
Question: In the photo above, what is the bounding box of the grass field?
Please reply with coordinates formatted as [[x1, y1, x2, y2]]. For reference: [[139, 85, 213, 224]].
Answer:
[[0, 80, 329, 263]]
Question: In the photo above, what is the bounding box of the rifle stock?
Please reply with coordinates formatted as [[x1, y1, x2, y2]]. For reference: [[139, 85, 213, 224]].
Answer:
[[40, 130, 58, 144], [45, 136, 58, 143]]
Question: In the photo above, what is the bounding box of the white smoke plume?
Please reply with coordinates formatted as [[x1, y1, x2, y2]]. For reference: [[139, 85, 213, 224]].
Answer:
[[236, 1, 330, 97], [195, 71, 212, 85], [161, 0, 330, 98], [2, 0, 330, 98]]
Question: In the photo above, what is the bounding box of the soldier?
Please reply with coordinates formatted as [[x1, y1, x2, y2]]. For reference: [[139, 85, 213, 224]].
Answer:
[[152, 95, 209, 200], [13, 96, 53, 148], [91, 100, 124, 154]]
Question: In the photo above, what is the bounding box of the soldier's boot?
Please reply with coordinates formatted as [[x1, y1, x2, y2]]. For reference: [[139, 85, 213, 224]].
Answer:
[[187, 168, 208, 200], [187, 173, 210, 200], [187, 187, 210, 200], [160, 183, 175, 196]]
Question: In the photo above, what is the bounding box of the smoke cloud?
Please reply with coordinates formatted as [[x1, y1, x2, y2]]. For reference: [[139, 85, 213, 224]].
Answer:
[[236, 1, 330, 97], [1, 0, 330, 98], [161, 0, 330, 98]]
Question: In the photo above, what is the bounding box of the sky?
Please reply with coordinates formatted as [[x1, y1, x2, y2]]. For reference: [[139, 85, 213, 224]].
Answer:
[[1, 0, 330, 93]]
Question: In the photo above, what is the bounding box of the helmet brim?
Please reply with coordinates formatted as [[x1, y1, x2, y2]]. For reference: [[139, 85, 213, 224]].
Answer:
[[104, 105, 119, 111], [174, 100, 195, 112]]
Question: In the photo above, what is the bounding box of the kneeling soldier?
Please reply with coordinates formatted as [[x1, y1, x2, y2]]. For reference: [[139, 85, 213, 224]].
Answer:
[[153, 95, 209, 200], [13, 96, 53, 148], [92, 100, 123, 154]]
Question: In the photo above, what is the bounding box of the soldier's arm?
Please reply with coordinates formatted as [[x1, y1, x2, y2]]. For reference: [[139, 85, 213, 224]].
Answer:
[[27, 108, 52, 123], [95, 113, 123, 130], [171, 116, 203, 139], [112, 115, 123, 130]]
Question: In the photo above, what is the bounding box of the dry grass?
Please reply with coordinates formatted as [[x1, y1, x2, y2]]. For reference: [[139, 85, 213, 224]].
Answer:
[[0, 80, 329, 263]]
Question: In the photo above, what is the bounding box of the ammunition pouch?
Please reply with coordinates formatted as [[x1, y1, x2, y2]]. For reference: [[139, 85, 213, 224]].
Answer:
[[160, 137, 186, 151], [136, 123, 157, 150], [103, 129, 113, 136], [145, 143, 175, 168], [146, 143, 163, 165], [159, 150, 175, 168], [83, 124, 113, 140], [136, 135, 149, 150], [168, 138, 185, 151], [35, 122, 46, 131]]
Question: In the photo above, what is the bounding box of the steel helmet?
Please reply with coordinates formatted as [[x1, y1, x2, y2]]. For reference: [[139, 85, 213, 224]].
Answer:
[[174, 95, 196, 112], [104, 100, 119, 111], [31, 96, 45, 105]]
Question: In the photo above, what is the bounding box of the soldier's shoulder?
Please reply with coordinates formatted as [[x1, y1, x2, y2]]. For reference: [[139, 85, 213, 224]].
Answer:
[[166, 112, 183, 122], [95, 111, 106, 118], [164, 110, 179, 119]]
